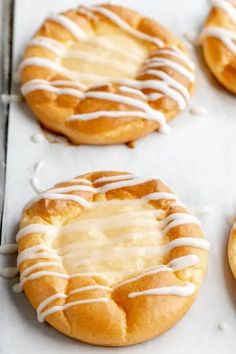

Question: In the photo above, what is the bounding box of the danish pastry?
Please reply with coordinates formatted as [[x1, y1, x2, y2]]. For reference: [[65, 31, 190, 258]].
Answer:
[[15, 171, 209, 346], [228, 220, 236, 278], [201, 0, 236, 94], [19, 3, 195, 145]]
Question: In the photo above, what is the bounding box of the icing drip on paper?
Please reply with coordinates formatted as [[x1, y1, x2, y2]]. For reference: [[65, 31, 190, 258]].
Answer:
[[0, 267, 19, 278], [31, 133, 45, 143], [0, 244, 18, 254], [190, 105, 208, 116], [1, 94, 22, 104]]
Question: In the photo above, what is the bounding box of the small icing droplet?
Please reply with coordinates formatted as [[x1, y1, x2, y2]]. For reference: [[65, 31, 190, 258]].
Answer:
[[184, 32, 200, 46], [191, 205, 211, 216], [0, 267, 19, 278], [0, 244, 18, 255], [12, 283, 22, 293], [1, 161, 6, 167], [160, 124, 171, 135], [190, 105, 208, 116], [34, 161, 45, 175], [30, 133, 45, 143], [218, 322, 229, 331], [30, 176, 43, 194], [1, 94, 22, 104]]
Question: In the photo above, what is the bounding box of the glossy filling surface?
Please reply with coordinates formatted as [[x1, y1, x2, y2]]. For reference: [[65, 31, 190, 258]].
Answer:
[[60, 22, 148, 85], [53, 200, 165, 285]]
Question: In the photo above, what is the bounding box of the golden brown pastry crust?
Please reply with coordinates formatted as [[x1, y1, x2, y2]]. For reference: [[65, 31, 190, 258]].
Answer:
[[20, 3, 195, 145], [202, 1, 236, 94], [228, 223, 236, 279], [17, 171, 208, 346]]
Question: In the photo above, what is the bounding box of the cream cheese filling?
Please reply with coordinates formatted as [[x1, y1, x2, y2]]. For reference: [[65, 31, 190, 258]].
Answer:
[[60, 22, 148, 85], [53, 201, 165, 285]]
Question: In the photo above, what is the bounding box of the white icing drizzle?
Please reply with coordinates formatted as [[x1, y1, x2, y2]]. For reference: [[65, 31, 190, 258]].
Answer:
[[61, 210, 161, 236], [20, 261, 62, 279], [51, 80, 86, 89], [38, 297, 108, 323], [143, 192, 177, 202], [47, 14, 87, 40], [92, 6, 164, 47], [212, 0, 236, 22], [84, 91, 168, 132], [119, 86, 146, 99], [0, 244, 18, 254], [128, 282, 196, 298], [93, 173, 134, 184], [35, 161, 45, 175], [161, 237, 210, 253], [60, 178, 92, 185], [161, 213, 202, 233], [30, 176, 43, 194], [201, 26, 236, 55], [23, 176, 176, 211], [49, 184, 96, 194], [27, 36, 65, 56], [19, 57, 75, 79], [68, 111, 149, 121], [21, 80, 84, 99], [147, 92, 164, 101], [17, 245, 59, 267], [142, 58, 195, 82], [151, 47, 195, 70], [15, 174, 209, 309], [114, 254, 199, 289], [98, 176, 154, 193], [77, 5, 98, 20], [0, 267, 19, 278], [167, 254, 199, 270], [16, 223, 58, 242], [138, 78, 187, 110], [142, 70, 191, 102]]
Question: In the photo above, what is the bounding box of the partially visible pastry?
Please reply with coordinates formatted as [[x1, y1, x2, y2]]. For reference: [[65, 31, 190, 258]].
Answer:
[[19, 3, 195, 145], [15, 171, 209, 346], [201, 0, 236, 94], [228, 220, 236, 278]]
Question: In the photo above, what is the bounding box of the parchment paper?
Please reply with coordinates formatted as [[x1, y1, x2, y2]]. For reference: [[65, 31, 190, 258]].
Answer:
[[1, 0, 236, 353]]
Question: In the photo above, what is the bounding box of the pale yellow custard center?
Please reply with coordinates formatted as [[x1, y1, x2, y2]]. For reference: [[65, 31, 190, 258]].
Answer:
[[53, 201, 166, 285], [60, 22, 148, 86]]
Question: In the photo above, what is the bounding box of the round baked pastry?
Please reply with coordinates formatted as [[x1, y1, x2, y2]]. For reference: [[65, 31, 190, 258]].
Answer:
[[228, 220, 236, 278], [201, 0, 236, 94], [15, 171, 209, 346], [19, 3, 195, 145]]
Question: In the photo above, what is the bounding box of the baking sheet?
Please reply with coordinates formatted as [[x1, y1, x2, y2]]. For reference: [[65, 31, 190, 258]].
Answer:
[[1, 0, 236, 353]]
